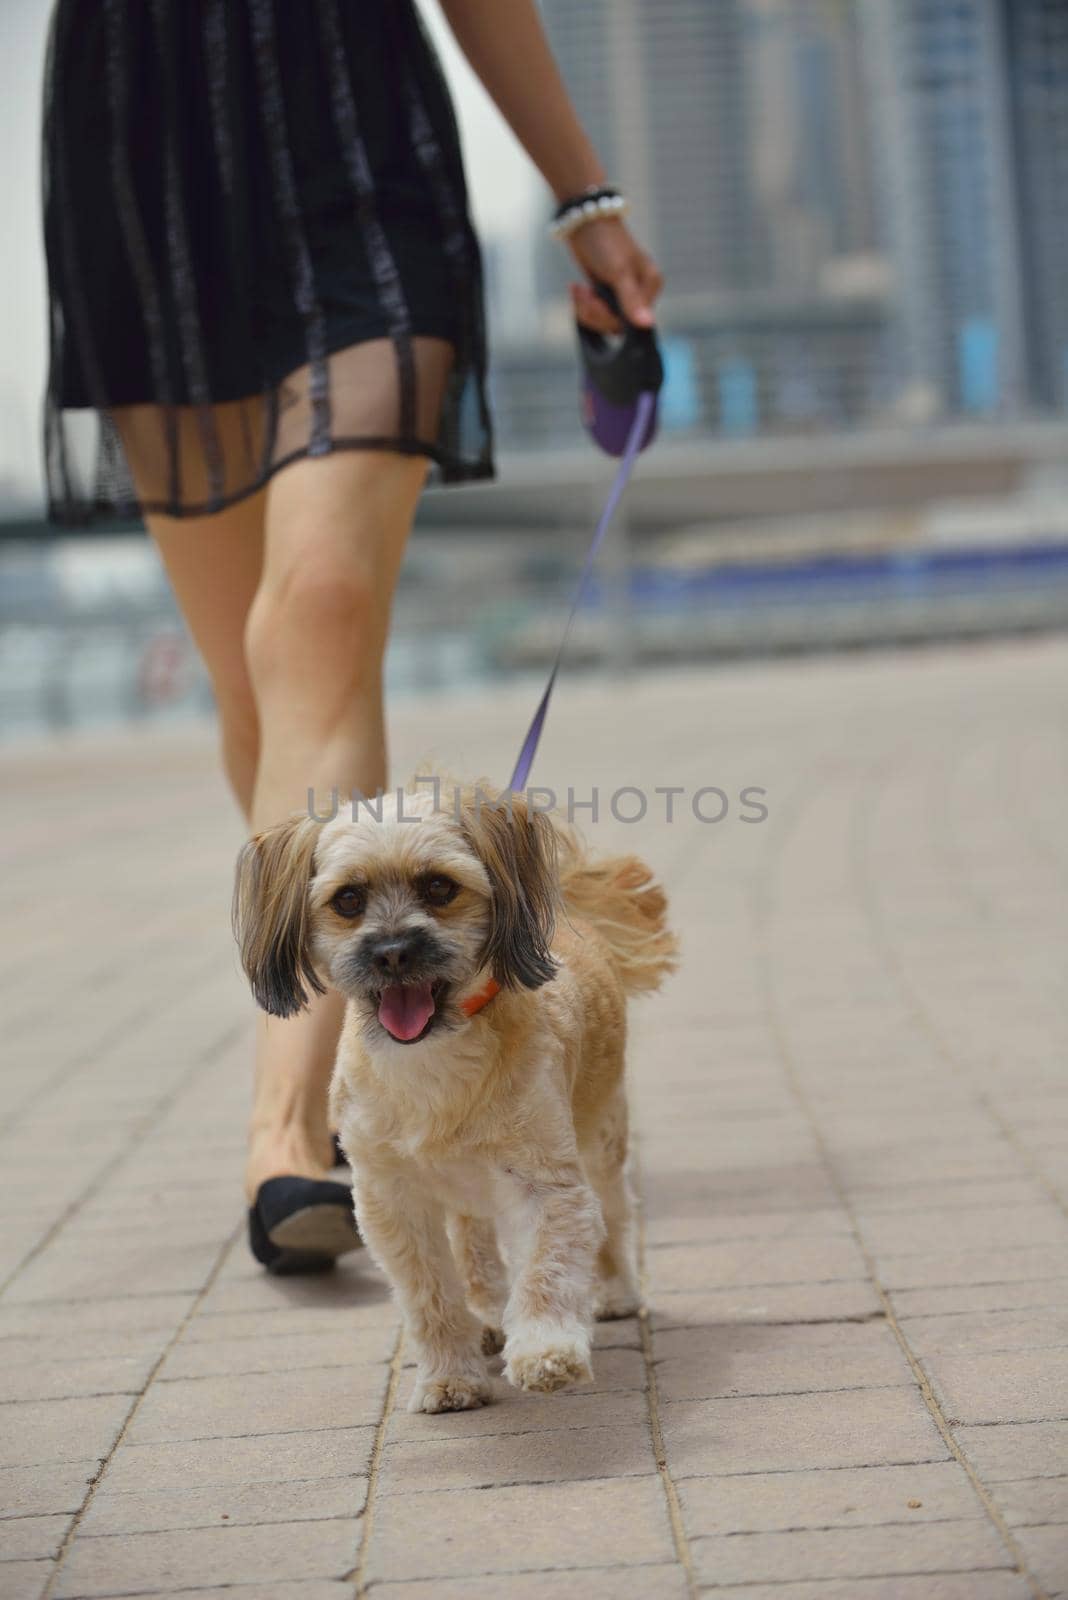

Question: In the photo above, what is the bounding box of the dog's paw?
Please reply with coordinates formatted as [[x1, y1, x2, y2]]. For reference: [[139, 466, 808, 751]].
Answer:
[[481, 1325, 506, 1357], [408, 1371, 492, 1414], [594, 1278, 642, 1321], [504, 1334, 593, 1394]]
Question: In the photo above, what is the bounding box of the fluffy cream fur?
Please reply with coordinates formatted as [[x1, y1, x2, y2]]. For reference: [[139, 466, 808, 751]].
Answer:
[[233, 779, 677, 1413]]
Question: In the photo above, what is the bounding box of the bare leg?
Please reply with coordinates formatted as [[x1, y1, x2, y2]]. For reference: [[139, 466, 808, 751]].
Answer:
[[141, 488, 265, 816], [353, 1166, 491, 1414], [450, 1214, 509, 1354], [243, 450, 430, 1199], [133, 418, 429, 1201]]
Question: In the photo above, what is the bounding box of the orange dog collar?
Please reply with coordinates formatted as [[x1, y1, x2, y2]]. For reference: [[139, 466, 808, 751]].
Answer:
[[460, 977, 500, 1018]]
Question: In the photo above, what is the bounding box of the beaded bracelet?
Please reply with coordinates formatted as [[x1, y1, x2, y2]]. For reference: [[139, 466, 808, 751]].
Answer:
[[549, 184, 629, 240]]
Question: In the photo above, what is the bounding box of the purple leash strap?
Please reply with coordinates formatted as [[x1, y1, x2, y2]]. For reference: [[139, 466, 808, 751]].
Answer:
[[507, 389, 656, 794]]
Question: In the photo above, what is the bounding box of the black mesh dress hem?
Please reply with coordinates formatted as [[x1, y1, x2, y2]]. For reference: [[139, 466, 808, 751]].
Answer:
[[45, 431, 495, 527], [41, 0, 496, 529]]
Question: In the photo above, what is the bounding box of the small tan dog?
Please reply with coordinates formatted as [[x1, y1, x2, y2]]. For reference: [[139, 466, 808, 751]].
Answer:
[[233, 779, 676, 1413]]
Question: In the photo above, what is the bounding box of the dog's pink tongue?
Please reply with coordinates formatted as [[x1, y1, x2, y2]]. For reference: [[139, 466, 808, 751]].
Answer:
[[378, 982, 435, 1042]]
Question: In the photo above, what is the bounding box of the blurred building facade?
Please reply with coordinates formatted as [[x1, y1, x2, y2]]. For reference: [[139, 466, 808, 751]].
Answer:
[[1003, 0, 1068, 411], [486, 0, 1068, 451]]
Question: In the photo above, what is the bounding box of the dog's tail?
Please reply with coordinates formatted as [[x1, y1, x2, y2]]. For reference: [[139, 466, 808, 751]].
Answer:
[[557, 830, 679, 995]]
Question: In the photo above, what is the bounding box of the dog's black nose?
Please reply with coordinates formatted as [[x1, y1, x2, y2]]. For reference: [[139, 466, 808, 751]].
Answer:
[[369, 936, 421, 977]]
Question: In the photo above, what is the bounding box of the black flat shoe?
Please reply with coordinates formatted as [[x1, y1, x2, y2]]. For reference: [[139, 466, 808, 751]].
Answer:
[[248, 1175, 362, 1276]]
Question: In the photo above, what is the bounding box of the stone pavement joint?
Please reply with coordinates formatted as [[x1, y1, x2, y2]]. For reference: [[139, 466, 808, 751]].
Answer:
[[635, 1206, 699, 1599], [2, 639, 1067, 1598], [349, 1326, 406, 1597]]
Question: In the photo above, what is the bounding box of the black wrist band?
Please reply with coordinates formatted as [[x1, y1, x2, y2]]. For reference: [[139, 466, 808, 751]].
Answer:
[[552, 185, 620, 222], [549, 186, 629, 240]]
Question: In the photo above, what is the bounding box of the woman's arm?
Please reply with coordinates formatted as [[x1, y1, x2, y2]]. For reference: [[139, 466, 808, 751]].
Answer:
[[435, 0, 663, 333]]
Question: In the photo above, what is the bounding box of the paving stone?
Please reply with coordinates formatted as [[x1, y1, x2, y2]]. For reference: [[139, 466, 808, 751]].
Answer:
[[691, 1576, 1034, 1600], [2, 1236, 225, 1305], [654, 1320, 910, 1402], [366, 1476, 675, 1582], [954, 1421, 1068, 1483], [75, 1182, 239, 1222], [196, 1260, 392, 1318], [593, 1317, 643, 1351], [398, 1346, 643, 1396], [875, 1246, 1068, 1292], [898, 1309, 1068, 1357], [0, 1513, 71, 1559], [0, 1327, 172, 1369], [0, 1561, 53, 1600], [0, 1352, 160, 1404], [860, 1205, 1068, 1256], [3, 1395, 132, 1469], [79, 1474, 366, 1536], [923, 1349, 1068, 1425], [890, 1279, 1068, 1319], [1012, 1524, 1068, 1598], [833, 1149, 1028, 1188], [117, 1588, 352, 1600], [678, 1461, 983, 1537], [641, 1163, 840, 1217], [0, 1461, 97, 1520], [101, 1426, 375, 1494], [991, 1476, 1068, 1528], [52, 1517, 362, 1598], [387, 1386, 649, 1443], [371, 1567, 690, 1598], [160, 1329, 392, 1382], [689, 1519, 1010, 1587], [123, 1364, 390, 1445], [181, 1306, 397, 1343], [818, 1116, 1002, 1153], [650, 1281, 882, 1329], [850, 1179, 1049, 1215], [647, 1237, 866, 1293], [662, 1386, 945, 1477], [379, 1421, 654, 1495], [644, 1206, 853, 1249], [0, 1295, 194, 1340]]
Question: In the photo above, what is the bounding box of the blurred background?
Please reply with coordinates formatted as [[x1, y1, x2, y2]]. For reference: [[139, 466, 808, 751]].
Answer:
[[3, 0, 1068, 739]]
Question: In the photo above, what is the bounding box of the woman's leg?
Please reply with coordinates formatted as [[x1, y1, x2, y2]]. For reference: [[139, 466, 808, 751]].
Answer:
[[135, 418, 429, 1201], [243, 449, 430, 1199], [142, 490, 265, 816], [147, 451, 428, 1200]]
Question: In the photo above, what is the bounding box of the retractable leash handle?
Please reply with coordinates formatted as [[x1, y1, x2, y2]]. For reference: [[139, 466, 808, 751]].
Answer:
[[507, 282, 664, 794], [577, 282, 664, 456]]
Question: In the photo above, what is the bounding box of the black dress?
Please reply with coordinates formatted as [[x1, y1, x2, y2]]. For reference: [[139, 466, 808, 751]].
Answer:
[[41, 0, 495, 524]]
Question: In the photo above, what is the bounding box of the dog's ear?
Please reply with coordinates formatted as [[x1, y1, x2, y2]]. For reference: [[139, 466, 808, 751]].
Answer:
[[458, 786, 559, 990], [232, 812, 327, 1018]]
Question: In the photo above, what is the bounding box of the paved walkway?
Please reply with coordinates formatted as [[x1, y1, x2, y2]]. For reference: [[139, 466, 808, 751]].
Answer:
[[2, 638, 1067, 1599]]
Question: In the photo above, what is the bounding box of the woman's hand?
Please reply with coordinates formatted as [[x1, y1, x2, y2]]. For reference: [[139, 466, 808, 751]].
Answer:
[[567, 218, 664, 333]]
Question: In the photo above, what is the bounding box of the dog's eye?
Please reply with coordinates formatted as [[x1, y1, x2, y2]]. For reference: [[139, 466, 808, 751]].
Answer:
[[331, 885, 366, 919], [421, 874, 459, 908]]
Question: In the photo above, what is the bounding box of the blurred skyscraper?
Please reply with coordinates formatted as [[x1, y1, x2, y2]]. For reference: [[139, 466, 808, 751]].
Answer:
[[487, 0, 1068, 452], [495, 0, 889, 449], [1004, 0, 1068, 411], [851, 0, 1068, 419], [861, 0, 1025, 418], [537, 0, 880, 306]]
